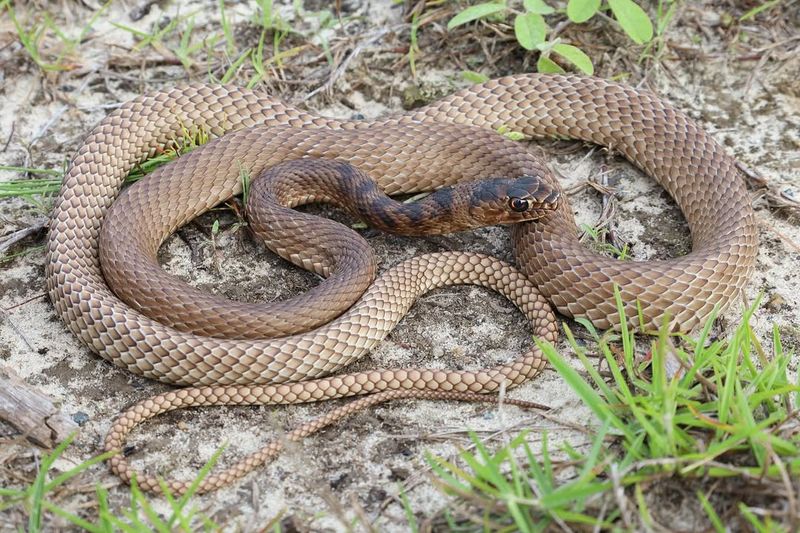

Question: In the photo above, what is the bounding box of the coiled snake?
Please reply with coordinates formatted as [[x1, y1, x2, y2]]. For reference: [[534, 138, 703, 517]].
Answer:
[[45, 74, 757, 493]]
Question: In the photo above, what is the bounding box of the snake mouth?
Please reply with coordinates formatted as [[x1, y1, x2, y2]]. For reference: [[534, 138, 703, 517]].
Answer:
[[540, 189, 561, 209]]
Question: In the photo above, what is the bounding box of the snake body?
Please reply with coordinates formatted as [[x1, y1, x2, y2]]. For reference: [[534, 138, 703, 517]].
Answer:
[[99, 128, 559, 340], [45, 74, 758, 493]]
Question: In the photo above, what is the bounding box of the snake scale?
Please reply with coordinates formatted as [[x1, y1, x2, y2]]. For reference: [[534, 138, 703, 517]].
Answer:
[[45, 74, 757, 494]]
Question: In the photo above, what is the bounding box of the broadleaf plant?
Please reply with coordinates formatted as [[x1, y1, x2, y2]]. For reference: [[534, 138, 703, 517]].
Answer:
[[448, 0, 655, 75]]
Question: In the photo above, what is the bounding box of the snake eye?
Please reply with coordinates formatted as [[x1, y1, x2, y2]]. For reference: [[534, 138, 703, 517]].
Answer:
[[508, 197, 531, 213]]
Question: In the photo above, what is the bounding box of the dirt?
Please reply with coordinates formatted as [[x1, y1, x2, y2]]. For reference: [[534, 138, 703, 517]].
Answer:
[[0, 0, 798, 530]]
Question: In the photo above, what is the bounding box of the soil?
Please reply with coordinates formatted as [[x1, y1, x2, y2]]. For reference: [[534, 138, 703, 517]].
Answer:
[[0, 0, 798, 530]]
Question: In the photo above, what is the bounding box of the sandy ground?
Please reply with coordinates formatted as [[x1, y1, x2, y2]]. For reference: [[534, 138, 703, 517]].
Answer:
[[1, 0, 799, 530]]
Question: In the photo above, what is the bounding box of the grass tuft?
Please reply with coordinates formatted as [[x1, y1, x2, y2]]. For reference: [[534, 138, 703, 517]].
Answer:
[[0, 127, 210, 207], [421, 295, 799, 530], [0, 434, 223, 531]]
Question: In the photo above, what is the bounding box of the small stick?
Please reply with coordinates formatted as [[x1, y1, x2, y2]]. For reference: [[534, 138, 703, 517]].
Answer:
[[0, 219, 47, 255], [0, 366, 78, 448], [2, 120, 14, 152]]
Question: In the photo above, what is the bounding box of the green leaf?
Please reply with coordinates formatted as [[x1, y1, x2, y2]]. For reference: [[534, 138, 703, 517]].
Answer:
[[523, 0, 554, 14], [496, 124, 527, 141], [566, 0, 600, 23], [513, 12, 546, 50], [608, 0, 653, 44], [552, 43, 593, 74], [447, 2, 507, 30], [536, 55, 564, 74], [461, 70, 489, 83]]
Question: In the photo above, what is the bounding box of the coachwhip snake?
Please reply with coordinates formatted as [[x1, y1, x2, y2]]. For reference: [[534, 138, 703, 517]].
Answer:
[[45, 74, 757, 493]]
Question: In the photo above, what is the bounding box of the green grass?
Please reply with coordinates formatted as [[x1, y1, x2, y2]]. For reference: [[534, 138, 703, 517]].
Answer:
[[0, 127, 210, 207], [407, 10, 422, 80], [3, 0, 111, 72], [4, 299, 793, 530], [107, 1, 344, 88], [1, 127, 211, 260], [739, 0, 784, 22], [419, 294, 799, 530], [0, 0, 347, 89], [0, 434, 222, 531], [0, 166, 64, 209], [2, 1, 796, 529], [579, 222, 631, 260], [639, 0, 680, 67]]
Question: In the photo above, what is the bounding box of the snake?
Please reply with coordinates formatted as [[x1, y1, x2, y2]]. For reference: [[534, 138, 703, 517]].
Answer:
[[98, 139, 560, 340], [45, 74, 758, 494]]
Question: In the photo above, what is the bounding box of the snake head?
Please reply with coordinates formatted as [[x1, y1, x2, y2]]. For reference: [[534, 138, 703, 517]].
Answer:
[[468, 175, 560, 225]]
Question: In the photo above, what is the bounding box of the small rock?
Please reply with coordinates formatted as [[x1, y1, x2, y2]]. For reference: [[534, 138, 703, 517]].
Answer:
[[330, 472, 350, 489], [279, 516, 302, 533], [367, 487, 387, 504], [129, 1, 158, 22], [766, 292, 787, 312], [402, 86, 425, 110], [389, 466, 410, 481], [401, 85, 446, 110]]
